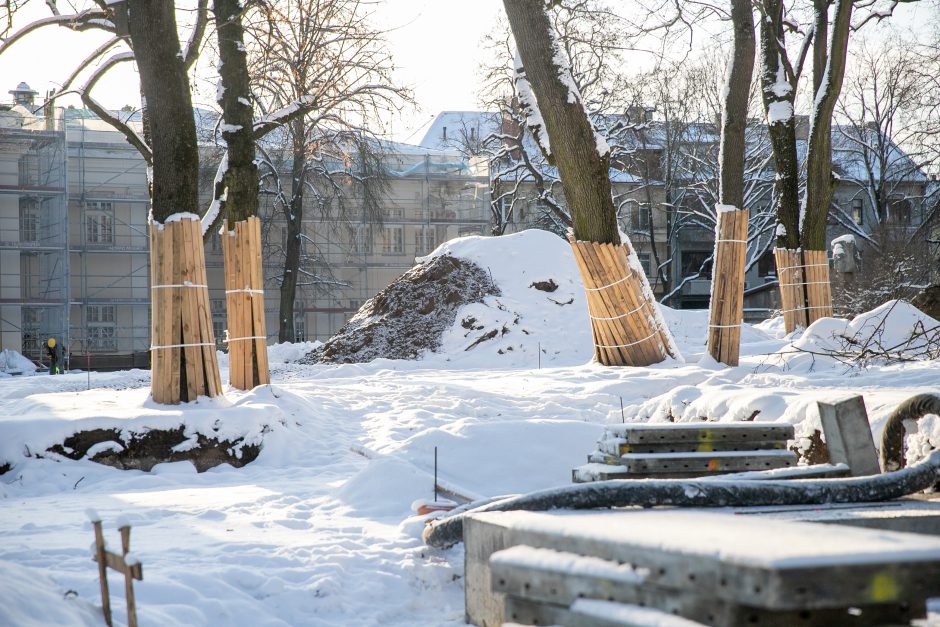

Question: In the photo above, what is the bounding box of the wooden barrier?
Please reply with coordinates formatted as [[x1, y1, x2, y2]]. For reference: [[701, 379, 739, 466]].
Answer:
[[568, 236, 675, 367], [221, 217, 270, 390], [149, 216, 222, 404], [707, 208, 748, 366], [774, 248, 833, 334]]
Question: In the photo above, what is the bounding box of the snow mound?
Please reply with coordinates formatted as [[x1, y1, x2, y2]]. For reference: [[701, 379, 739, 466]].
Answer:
[[0, 349, 37, 376], [0, 561, 100, 626], [771, 300, 940, 371], [306, 230, 598, 367]]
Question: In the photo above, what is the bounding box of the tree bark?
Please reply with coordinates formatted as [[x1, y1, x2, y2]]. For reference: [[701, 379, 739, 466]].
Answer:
[[759, 0, 801, 250], [718, 0, 755, 209], [803, 0, 854, 250], [503, 0, 619, 244], [126, 0, 200, 221], [278, 129, 305, 343], [213, 0, 259, 222]]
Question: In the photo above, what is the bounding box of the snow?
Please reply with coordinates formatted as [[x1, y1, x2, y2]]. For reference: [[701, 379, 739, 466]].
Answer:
[[571, 598, 704, 626], [767, 100, 794, 124], [0, 230, 938, 624], [0, 349, 36, 376], [514, 52, 551, 158], [219, 123, 243, 133], [715, 203, 740, 213]]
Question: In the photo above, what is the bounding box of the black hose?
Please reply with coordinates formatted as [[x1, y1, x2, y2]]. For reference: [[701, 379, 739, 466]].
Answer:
[[880, 393, 940, 472], [423, 448, 940, 549]]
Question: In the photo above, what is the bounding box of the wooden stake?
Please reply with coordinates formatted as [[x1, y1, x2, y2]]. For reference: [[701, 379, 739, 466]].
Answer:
[[92, 520, 112, 627]]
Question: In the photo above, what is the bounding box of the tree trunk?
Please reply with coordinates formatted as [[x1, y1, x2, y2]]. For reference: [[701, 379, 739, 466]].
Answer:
[[503, 0, 679, 365], [213, 0, 259, 222], [502, 0, 619, 244], [802, 0, 854, 250], [708, 0, 754, 366], [214, 0, 269, 388], [759, 0, 800, 250], [126, 0, 200, 221], [128, 0, 220, 402], [718, 0, 755, 209], [278, 132, 304, 343]]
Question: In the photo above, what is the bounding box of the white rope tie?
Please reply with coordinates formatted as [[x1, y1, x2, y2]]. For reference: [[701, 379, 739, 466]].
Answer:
[[584, 272, 633, 292], [715, 239, 747, 244], [778, 281, 831, 287], [151, 342, 215, 350], [595, 331, 658, 349], [223, 330, 266, 343], [151, 283, 208, 289], [589, 302, 645, 321], [778, 263, 829, 271], [708, 323, 741, 329], [781, 305, 833, 314], [225, 288, 264, 295]]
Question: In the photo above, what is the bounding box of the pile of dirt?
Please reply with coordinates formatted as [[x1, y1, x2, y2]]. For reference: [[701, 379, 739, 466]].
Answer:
[[304, 254, 500, 364], [912, 284, 940, 321]]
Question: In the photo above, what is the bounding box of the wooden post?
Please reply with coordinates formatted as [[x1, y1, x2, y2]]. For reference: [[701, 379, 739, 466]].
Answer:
[[149, 216, 222, 403], [92, 520, 112, 627], [707, 208, 748, 366], [222, 217, 270, 390], [569, 236, 676, 367], [802, 249, 833, 325]]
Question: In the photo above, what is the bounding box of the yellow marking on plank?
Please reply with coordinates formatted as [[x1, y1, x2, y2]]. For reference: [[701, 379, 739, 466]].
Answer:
[[867, 572, 900, 602]]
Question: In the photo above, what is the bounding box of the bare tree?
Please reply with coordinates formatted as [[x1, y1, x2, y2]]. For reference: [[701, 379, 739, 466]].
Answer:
[[246, 0, 409, 342]]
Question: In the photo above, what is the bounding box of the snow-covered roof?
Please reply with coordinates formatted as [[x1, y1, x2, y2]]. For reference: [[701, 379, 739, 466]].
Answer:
[[419, 111, 502, 151]]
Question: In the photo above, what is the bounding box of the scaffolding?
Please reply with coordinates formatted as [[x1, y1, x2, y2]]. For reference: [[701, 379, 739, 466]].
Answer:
[[0, 106, 69, 363]]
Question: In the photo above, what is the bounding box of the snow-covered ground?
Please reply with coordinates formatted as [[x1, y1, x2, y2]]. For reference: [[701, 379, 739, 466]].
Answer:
[[1, 231, 939, 626]]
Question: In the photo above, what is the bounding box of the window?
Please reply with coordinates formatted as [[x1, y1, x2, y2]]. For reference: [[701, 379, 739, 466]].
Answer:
[[85, 202, 114, 245], [294, 314, 306, 342], [680, 251, 712, 279], [19, 198, 38, 242], [213, 319, 226, 348], [757, 251, 776, 277], [86, 305, 116, 352], [637, 252, 652, 276], [209, 231, 222, 253], [383, 206, 404, 220], [22, 307, 40, 356], [631, 204, 650, 231], [850, 198, 863, 225], [414, 227, 437, 254], [18, 154, 37, 186], [210, 299, 225, 315], [380, 226, 403, 254], [351, 225, 372, 254], [889, 198, 912, 225]]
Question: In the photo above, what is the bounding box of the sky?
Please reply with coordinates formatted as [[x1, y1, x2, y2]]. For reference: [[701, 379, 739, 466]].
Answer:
[[0, 0, 506, 143], [0, 1, 934, 144]]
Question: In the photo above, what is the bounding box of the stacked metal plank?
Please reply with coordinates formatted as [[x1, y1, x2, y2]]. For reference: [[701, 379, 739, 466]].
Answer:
[[573, 423, 797, 482], [466, 510, 940, 627]]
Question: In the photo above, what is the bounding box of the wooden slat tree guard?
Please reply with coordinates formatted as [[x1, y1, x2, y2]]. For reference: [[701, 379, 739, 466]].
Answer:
[[569, 236, 675, 367], [91, 519, 142, 627], [149, 216, 222, 404], [221, 217, 270, 390], [707, 208, 749, 366], [774, 248, 833, 333]]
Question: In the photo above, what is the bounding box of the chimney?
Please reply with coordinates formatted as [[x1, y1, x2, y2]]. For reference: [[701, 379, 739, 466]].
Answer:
[[9, 82, 38, 107]]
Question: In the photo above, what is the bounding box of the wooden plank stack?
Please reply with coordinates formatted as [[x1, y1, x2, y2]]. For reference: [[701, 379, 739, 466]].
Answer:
[[572, 422, 797, 482], [221, 217, 270, 390], [469, 510, 940, 627], [774, 248, 833, 333], [706, 208, 748, 366], [568, 236, 674, 367], [149, 216, 221, 404]]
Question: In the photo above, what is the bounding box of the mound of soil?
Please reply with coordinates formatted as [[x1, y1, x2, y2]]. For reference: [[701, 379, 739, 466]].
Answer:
[[912, 284, 940, 321], [305, 254, 500, 364]]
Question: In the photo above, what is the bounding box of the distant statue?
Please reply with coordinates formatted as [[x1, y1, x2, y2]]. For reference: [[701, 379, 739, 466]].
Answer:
[[831, 234, 858, 276]]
